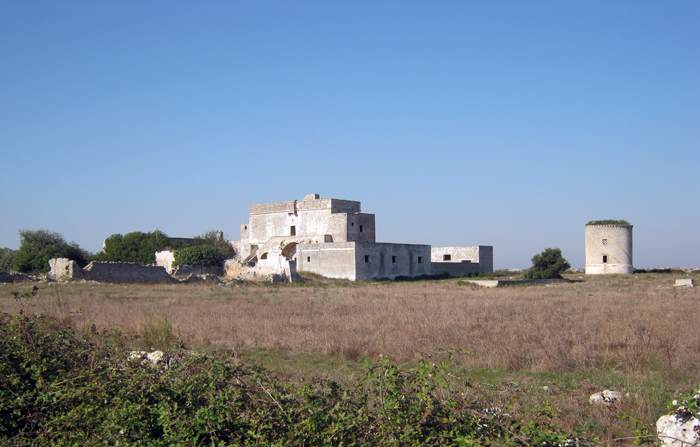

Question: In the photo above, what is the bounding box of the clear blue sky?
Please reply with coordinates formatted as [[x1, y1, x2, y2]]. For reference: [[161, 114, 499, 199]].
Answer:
[[1, 1, 698, 268]]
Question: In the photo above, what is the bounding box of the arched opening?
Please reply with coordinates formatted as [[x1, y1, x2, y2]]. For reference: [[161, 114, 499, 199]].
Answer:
[[260, 252, 268, 260], [281, 242, 297, 260]]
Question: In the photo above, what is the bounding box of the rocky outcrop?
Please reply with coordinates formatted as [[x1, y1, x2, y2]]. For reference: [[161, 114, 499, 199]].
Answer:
[[657, 412, 700, 446], [589, 390, 623, 406]]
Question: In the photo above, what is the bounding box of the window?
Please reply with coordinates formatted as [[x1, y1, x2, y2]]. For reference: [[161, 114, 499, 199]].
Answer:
[[391, 256, 397, 263], [602, 255, 608, 263], [602, 238, 608, 245], [351, 222, 355, 227], [443, 254, 451, 261], [417, 256, 423, 264], [260, 253, 268, 260], [359, 225, 364, 233], [364, 255, 369, 263], [307, 256, 311, 263], [290, 225, 296, 236], [244, 225, 247, 230]]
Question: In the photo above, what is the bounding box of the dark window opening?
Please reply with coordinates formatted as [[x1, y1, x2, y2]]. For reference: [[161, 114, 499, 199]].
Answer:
[[359, 225, 364, 233], [351, 222, 355, 227], [260, 253, 268, 260], [603, 255, 608, 263], [417, 256, 423, 264], [307, 256, 311, 263], [443, 254, 451, 261], [392, 256, 397, 263], [244, 225, 247, 230], [290, 225, 296, 236], [364, 255, 369, 263]]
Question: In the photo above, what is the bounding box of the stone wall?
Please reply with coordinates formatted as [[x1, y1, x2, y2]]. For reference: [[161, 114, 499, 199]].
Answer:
[[49, 258, 175, 283], [355, 242, 432, 280], [431, 261, 480, 277], [431, 246, 494, 274], [155, 250, 175, 273]]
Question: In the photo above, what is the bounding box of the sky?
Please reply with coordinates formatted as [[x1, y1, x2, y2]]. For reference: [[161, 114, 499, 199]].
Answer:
[[1, 1, 698, 269]]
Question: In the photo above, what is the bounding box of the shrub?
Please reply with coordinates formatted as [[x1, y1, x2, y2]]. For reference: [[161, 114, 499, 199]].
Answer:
[[173, 244, 229, 268], [524, 248, 570, 280], [0, 248, 15, 272], [12, 230, 90, 273], [586, 219, 630, 226], [96, 230, 171, 264], [0, 313, 581, 446]]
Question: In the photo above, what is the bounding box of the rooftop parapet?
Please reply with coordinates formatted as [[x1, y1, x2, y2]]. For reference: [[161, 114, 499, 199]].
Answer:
[[250, 194, 361, 215], [586, 219, 632, 227]]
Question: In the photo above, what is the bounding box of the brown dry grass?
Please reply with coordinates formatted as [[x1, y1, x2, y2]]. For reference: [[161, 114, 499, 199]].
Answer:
[[2, 274, 699, 443], [1, 274, 698, 374]]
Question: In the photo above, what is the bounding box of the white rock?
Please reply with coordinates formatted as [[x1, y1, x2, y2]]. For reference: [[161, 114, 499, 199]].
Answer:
[[656, 414, 700, 446], [127, 351, 147, 361], [146, 350, 165, 366], [675, 278, 695, 288], [589, 390, 623, 406]]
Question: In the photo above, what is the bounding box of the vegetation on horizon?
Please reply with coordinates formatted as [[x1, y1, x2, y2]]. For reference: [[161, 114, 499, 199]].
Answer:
[[11, 230, 90, 273], [524, 248, 570, 280]]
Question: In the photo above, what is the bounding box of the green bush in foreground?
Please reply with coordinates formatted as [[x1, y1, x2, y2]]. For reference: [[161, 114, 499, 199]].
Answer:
[[524, 248, 571, 280], [0, 313, 582, 446]]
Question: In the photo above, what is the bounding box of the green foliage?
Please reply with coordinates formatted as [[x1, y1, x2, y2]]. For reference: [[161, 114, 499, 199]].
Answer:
[[96, 230, 171, 264], [524, 248, 571, 280], [0, 248, 15, 272], [173, 233, 233, 268], [12, 230, 90, 273], [586, 219, 630, 226], [0, 313, 583, 446]]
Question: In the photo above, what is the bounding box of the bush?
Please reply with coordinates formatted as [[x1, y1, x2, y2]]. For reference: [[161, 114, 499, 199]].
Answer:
[[173, 244, 229, 268], [0, 313, 581, 446], [96, 230, 171, 264], [12, 230, 90, 273], [0, 248, 15, 272], [524, 248, 570, 280]]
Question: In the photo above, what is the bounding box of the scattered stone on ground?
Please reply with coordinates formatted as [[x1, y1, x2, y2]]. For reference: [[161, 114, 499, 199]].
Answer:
[[656, 412, 700, 447], [674, 278, 695, 288], [589, 390, 623, 406]]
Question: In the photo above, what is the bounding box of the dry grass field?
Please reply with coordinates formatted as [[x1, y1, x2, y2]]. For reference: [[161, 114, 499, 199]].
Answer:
[[2, 273, 699, 443]]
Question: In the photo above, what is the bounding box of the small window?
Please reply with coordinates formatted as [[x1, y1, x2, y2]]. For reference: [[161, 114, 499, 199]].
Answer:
[[290, 226, 296, 236], [307, 256, 311, 263], [364, 255, 369, 263], [351, 222, 355, 227], [392, 256, 397, 263], [602, 238, 608, 245], [260, 253, 268, 260], [417, 256, 423, 264], [443, 254, 451, 261], [244, 225, 247, 230], [602, 255, 608, 263], [359, 225, 364, 233]]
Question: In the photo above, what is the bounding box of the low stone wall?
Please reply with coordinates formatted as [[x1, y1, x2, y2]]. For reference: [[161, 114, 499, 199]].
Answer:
[[431, 261, 480, 277], [48, 258, 175, 284], [0, 271, 32, 283], [82, 262, 175, 284]]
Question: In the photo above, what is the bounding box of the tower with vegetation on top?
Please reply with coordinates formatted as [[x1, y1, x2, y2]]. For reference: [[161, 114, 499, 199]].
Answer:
[[584, 220, 633, 274]]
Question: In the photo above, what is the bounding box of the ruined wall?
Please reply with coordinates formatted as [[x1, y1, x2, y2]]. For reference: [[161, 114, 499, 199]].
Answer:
[[355, 242, 431, 280], [297, 242, 357, 280], [585, 224, 633, 275], [81, 262, 175, 283], [155, 250, 175, 274], [48, 258, 83, 281]]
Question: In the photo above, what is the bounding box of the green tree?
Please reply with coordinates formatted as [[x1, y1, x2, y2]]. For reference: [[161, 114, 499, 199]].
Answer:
[[173, 244, 229, 267], [12, 230, 90, 273], [524, 248, 570, 280], [0, 248, 16, 272], [96, 230, 170, 264]]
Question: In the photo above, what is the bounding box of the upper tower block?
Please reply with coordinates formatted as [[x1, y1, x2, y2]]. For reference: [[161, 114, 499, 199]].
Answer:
[[584, 220, 633, 275], [241, 194, 375, 248]]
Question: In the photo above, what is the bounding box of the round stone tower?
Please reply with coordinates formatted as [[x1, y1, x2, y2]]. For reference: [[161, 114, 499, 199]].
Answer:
[[585, 221, 633, 275]]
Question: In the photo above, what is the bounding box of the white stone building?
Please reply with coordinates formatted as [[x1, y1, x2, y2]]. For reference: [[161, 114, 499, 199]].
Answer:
[[231, 193, 493, 281], [584, 220, 633, 275]]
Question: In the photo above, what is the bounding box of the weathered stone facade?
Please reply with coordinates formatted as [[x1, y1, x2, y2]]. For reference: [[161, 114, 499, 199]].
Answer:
[[231, 194, 493, 281], [49, 259, 175, 284], [585, 222, 633, 275]]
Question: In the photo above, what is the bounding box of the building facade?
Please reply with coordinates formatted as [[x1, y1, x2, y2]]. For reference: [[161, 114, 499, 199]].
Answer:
[[232, 193, 493, 281]]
